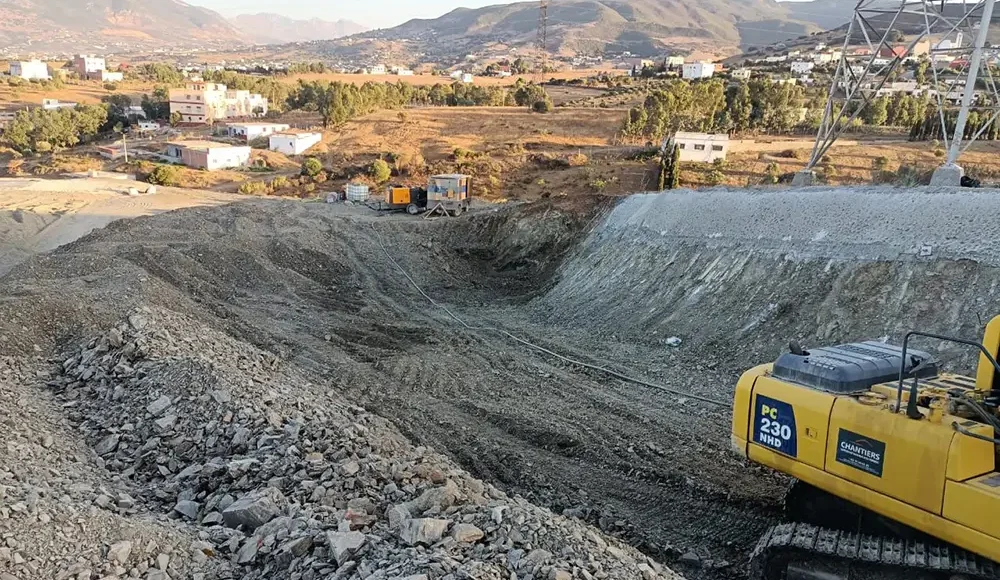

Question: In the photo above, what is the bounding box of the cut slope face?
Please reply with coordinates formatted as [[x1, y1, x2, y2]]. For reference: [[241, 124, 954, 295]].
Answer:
[[536, 187, 1000, 373]]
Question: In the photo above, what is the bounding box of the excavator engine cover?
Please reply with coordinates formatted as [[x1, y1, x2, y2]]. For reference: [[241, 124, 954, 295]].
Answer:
[[772, 341, 937, 394]]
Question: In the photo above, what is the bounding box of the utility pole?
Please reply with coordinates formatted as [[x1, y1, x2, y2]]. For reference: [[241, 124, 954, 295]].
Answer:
[[537, 0, 548, 74]]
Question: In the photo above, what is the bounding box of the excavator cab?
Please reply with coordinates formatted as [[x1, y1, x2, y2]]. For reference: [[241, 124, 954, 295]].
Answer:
[[732, 316, 1000, 579]]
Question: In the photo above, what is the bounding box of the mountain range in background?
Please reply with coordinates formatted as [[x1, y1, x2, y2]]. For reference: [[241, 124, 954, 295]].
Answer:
[[368, 0, 821, 59], [0, 0, 241, 52], [230, 13, 368, 45], [0, 0, 861, 58]]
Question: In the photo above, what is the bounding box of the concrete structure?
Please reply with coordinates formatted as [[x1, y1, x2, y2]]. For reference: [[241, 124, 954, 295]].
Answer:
[[682, 62, 715, 80], [461, 73, 474, 83], [225, 122, 289, 141], [269, 131, 322, 155], [731, 68, 752, 81], [165, 141, 251, 170], [790, 61, 815, 74], [135, 121, 160, 133], [812, 53, 834, 64], [169, 83, 268, 124], [671, 132, 729, 163], [9, 60, 50, 80], [41, 98, 77, 110], [666, 56, 685, 68], [93, 70, 123, 83], [0, 109, 18, 132], [396, 69, 414, 76], [73, 55, 105, 77], [370, 64, 387, 75]]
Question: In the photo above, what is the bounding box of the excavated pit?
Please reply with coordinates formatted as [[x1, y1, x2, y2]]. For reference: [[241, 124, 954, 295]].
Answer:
[[2, 186, 999, 579]]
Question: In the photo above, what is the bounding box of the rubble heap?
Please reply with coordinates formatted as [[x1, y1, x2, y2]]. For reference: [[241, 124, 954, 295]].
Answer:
[[20, 306, 679, 580]]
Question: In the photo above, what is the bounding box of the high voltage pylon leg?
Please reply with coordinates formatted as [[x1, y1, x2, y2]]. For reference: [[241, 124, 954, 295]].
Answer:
[[797, 0, 999, 187]]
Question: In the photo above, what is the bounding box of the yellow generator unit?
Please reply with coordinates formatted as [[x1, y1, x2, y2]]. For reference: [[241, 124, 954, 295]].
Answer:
[[382, 185, 428, 215], [732, 317, 1000, 580]]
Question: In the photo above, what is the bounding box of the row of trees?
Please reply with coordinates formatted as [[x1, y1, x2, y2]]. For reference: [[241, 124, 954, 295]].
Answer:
[[2, 106, 109, 154], [287, 79, 552, 127], [909, 109, 1000, 141], [621, 79, 813, 139], [620, 77, 944, 141]]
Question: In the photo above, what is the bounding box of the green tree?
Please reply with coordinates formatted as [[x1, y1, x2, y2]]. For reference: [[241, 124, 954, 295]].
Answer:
[[511, 58, 529, 74], [915, 57, 929, 84], [863, 96, 889, 126], [532, 98, 553, 113], [369, 159, 392, 184]]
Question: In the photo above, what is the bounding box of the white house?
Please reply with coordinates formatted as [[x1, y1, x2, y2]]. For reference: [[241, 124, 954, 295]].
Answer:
[[73, 55, 105, 76], [225, 122, 290, 141], [135, 121, 160, 132], [669, 132, 729, 163], [731, 68, 752, 80], [450, 70, 464, 79], [370, 64, 387, 75], [666, 56, 685, 68], [682, 62, 715, 80], [813, 52, 834, 65], [95, 70, 124, 82], [396, 69, 414, 76], [461, 73, 474, 83], [9, 60, 50, 80], [165, 141, 251, 170], [41, 98, 77, 110], [269, 131, 322, 155], [790, 61, 815, 74]]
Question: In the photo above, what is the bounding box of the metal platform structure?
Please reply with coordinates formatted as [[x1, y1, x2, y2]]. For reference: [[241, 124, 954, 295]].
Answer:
[[799, 0, 999, 185]]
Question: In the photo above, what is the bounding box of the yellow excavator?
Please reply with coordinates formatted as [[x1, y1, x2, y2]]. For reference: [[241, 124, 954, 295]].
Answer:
[[732, 316, 1000, 579]]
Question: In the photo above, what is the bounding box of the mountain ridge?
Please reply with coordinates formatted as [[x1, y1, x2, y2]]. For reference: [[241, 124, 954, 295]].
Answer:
[[231, 13, 369, 44]]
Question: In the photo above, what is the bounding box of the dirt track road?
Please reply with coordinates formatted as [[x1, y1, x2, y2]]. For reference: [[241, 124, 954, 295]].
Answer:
[[0, 178, 239, 276]]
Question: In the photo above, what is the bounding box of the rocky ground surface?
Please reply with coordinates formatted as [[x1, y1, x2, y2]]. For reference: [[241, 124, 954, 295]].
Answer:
[[5, 186, 988, 580]]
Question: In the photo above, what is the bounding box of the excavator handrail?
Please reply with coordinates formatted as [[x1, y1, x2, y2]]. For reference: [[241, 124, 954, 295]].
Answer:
[[898, 330, 1000, 420]]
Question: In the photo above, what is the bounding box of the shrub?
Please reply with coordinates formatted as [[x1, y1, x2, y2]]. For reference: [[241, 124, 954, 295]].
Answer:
[[301, 157, 323, 177], [249, 136, 270, 149], [103, 82, 118, 91], [313, 171, 328, 183], [369, 158, 392, 184], [712, 157, 727, 170], [872, 156, 889, 171], [147, 164, 181, 186], [589, 178, 608, 191], [777, 149, 804, 160], [933, 147, 946, 159], [270, 176, 289, 190], [303, 183, 316, 193], [706, 169, 725, 186], [238, 180, 268, 195], [567, 153, 589, 167], [764, 162, 780, 184], [532, 99, 554, 113]]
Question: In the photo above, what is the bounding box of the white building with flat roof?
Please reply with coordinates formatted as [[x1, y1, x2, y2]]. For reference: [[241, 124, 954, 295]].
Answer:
[[73, 55, 105, 77], [225, 122, 289, 141], [169, 83, 269, 124], [669, 132, 729, 163], [682, 62, 715, 80], [9, 60, 50, 80], [791, 61, 815, 74], [165, 140, 251, 170], [269, 131, 322, 155]]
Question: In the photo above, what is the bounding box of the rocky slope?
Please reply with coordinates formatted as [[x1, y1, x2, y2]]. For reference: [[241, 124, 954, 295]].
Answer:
[[0, 0, 244, 52]]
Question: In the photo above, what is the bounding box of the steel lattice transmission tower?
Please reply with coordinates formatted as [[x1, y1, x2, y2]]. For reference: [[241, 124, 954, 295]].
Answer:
[[799, 0, 999, 186], [537, 0, 549, 53]]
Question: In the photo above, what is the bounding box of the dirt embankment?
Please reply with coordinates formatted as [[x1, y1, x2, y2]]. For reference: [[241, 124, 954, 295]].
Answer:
[[3, 185, 999, 580]]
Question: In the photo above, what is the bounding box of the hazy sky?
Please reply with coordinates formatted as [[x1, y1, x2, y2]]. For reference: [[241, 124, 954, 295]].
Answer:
[[184, 0, 511, 29]]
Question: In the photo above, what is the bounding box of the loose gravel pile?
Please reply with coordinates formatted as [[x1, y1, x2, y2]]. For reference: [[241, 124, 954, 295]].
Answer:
[[2, 304, 679, 580]]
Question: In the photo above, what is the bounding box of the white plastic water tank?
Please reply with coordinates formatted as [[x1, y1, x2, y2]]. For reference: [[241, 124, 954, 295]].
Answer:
[[345, 183, 370, 202]]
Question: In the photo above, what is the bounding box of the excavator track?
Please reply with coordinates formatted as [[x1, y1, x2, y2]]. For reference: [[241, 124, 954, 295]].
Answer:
[[751, 522, 1000, 580]]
